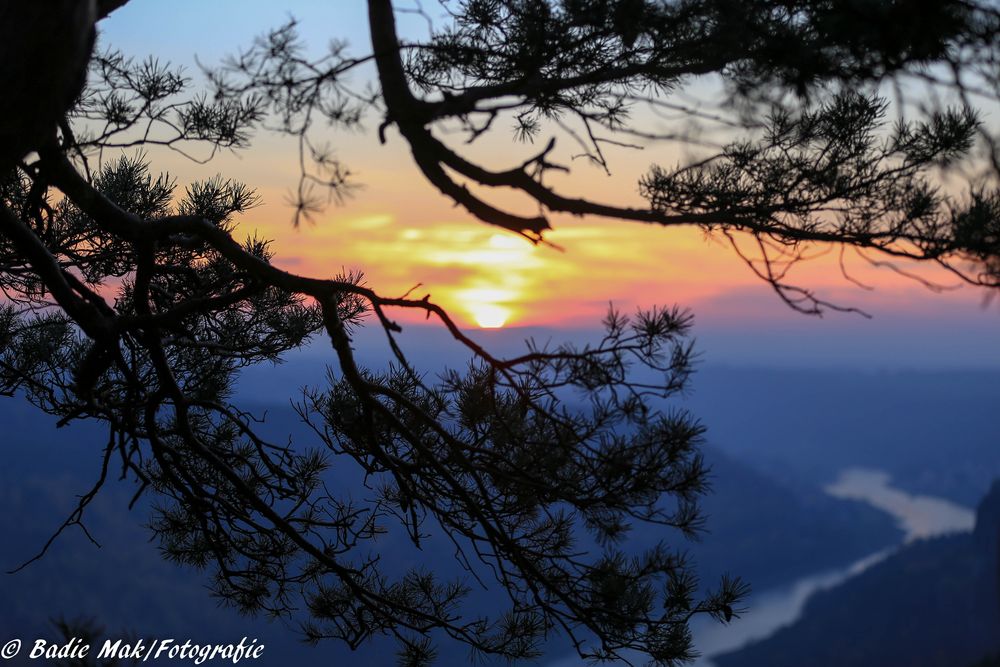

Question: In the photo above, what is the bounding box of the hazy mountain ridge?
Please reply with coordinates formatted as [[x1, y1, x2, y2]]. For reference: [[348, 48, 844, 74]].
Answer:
[[683, 367, 1000, 506], [238, 336, 1000, 504], [691, 445, 900, 593], [1, 382, 906, 665]]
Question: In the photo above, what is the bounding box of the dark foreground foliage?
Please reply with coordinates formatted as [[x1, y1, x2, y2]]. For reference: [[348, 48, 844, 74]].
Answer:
[[1, 1, 1000, 664]]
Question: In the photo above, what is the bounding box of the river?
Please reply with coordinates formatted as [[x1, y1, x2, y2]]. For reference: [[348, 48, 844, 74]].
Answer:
[[688, 467, 976, 666], [544, 467, 976, 667]]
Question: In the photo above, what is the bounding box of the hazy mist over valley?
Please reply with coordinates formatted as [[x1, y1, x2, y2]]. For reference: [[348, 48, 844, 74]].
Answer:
[[4, 326, 998, 665]]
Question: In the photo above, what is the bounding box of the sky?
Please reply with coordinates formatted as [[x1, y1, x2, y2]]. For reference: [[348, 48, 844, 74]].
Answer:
[[95, 1, 1000, 368]]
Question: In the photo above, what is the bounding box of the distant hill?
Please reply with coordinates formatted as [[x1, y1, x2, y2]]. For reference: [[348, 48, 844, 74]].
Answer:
[[691, 446, 900, 593], [239, 354, 1000, 506], [716, 481, 1000, 667], [683, 368, 1000, 507], [174, 404, 904, 595], [1, 396, 902, 665]]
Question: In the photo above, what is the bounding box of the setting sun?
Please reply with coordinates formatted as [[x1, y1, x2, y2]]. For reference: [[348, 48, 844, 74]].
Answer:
[[460, 288, 516, 328], [469, 303, 511, 328]]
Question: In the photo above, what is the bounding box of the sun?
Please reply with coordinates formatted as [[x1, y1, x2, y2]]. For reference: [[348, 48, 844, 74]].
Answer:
[[469, 303, 510, 329]]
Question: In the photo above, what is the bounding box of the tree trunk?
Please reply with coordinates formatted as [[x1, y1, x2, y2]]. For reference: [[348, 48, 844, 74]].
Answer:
[[0, 0, 96, 166]]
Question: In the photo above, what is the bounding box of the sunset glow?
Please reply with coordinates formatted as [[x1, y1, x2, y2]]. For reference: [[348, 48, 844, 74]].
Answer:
[[97, 2, 998, 335], [251, 205, 989, 330]]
